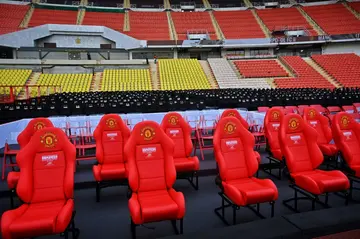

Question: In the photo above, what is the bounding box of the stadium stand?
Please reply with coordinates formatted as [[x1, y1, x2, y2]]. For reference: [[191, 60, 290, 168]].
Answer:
[[28, 8, 78, 27], [101, 69, 152, 91], [0, 3, 29, 35], [130, 0, 164, 8], [274, 56, 335, 89], [171, 12, 217, 40], [256, 7, 318, 36], [349, 2, 360, 13], [234, 60, 288, 78], [128, 11, 169, 40], [88, 0, 122, 7], [208, 0, 245, 7], [302, 4, 360, 35], [82, 10, 124, 32], [0, 69, 32, 99], [311, 53, 360, 88], [213, 10, 265, 39], [159, 59, 211, 90]]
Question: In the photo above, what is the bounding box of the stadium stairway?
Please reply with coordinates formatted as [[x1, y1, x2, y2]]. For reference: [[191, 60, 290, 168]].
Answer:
[[123, 11, 130, 32], [304, 58, 342, 88], [344, 2, 360, 19], [77, 8, 85, 25], [150, 62, 159, 90], [19, 4, 35, 29], [229, 60, 243, 79], [251, 9, 271, 38], [277, 58, 295, 77], [199, 60, 219, 89], [209, 11, 225, 40], [243, 0, 253, 8], [166, 11, 177, 40], [296, 6, 325, 36], [164, 0, 171, 9], [90, 72, 102, 92], [203, 0, 211, 9], [123, 0, 130, 9], [17, 72, 41, 100]]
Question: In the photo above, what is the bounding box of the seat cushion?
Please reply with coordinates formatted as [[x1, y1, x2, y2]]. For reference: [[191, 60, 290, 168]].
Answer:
[[7, 171, 20, 189], [292, 169, 350, 195], [318, 144, 338, 156], [2, 200, 73, 239], [270, 149, 283, 161], [93, 163, 127, 181], [174, 156, 199, 172], [222, 178, 278, 206]]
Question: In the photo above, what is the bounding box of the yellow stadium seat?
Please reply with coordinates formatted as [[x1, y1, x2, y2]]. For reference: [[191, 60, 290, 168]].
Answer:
[[101, 69, 152, 92], [158, 59, 211, 90], [0, 69, 32, 97]]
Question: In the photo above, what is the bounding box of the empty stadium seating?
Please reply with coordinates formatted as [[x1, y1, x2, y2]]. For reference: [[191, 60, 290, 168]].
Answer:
[[349, 2, 360, 13], [171, 12, 217, 40], [101, 69, 152, 92], [0, 69, 32, 97], [128, 11, 169, 40], [213, 10, 265, 39], [234, 60, 288, 78], [82, 10, 124, 32], [302, 4, 360, 35], [28, 8, 78, 27], [256, 8, 317, 36], [311, 54, 360, 88], [159, 59, 211, 90], [0, 3, 29, 35], [274, 56, 334, 89]]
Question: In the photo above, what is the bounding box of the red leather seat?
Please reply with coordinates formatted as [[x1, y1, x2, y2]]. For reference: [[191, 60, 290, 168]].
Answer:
[[7, 118, 54, 191], [125, 121, 185, 237], [213, 116, 278, 224], [279, 114, 349, 199], [221, 109, 261, 163], [303, 107, 337, 157], [1, 128, 78, 239], [93, 114, 130, 202], [264, 108, 284, 161], [332, 112, 360, 178]]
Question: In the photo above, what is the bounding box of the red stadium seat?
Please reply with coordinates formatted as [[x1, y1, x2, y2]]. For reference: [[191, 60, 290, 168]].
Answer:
[[213, 117, 278, 225], [6, 117, 54, 207], [125, 121, 185, 237], [93, 114, 131, 202], [220, 109, 261, 164], [332, 112, 360, 199], [1, 128, 79, 239], [280, 114, 350, 212], [303, 107, 338, 158], [264, 107, 285, 179], [161, 112, 200, 190]]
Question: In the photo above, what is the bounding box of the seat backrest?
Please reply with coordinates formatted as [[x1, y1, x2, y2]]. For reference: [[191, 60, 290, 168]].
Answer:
[[213, 117, 258, 182], [17, 118, 54, 149], [303, 107, 332, 145], [279, 113, 323, 174], [220, 109, 249, 129], [94, 114, 130, 165], [332, 112, 360, 168], [160, 112, 193, 159], [264, 108, 284, 152], [16, 128, 75, 204], [125, 121, 175, 193]]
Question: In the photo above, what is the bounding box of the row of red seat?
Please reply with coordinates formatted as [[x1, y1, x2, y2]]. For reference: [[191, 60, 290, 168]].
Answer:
[[0, 4, 29, 35], [234, 59, 289, 78], [28, 8, 78, 27]]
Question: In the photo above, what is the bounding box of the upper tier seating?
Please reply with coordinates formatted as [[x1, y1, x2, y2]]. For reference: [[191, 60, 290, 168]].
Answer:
[[349, 2, 360, 13], [0, 3, 29, 35], [82, 11, 124, 32], [256, 8, 317, 36], [171, 12, 217, 40], [130, 0, 164, 8], [128, 11, 169, 40], [158, 59, 211, 90], [101, 69, 152, 92], [213, 10, 265, 39], [208, 0, 245, 7], [208, 59, 271, 89], [28, 8, 78, 27], [0, 69, 32, 96], [234, 60, 288, 78], [303, 4, 360, 35], [30, 73, 92, 97], [311, 54, 360, 88], [274, 56, 334, 89]]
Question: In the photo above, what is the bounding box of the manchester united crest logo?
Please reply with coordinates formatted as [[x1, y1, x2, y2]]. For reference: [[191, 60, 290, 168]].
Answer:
[[308, 109, 316, 119], [341, 116, 350, 128], [272, 111, 280, 120], [34, 122, 45, 131], [141, 126, 156, 141], [169, 116, 178, 125], [40, 132, 58, 148], [288, 118, 300, 130], [224, 122, 236, 134], [106, 118, 117, 128], [227, 112, 236, 117]]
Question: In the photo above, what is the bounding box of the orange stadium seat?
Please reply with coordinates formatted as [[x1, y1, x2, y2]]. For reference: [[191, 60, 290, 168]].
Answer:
[[82, 11, 124, 32], [0, 3, 29, 35], [128, 11, 169, 40], [349, 2, 360, 13], [28, 8, 78, 27], [234, 60, 288, 78]]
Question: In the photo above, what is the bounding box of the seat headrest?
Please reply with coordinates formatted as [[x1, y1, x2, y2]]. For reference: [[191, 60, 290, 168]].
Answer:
[[27, 117, 54, 131], [131, 121, 168, 145], [96, 114, 127, 131], [266, 107, 283, 123], [161, 112, 187, 129], [282, 113, 304, 134], [221, 109, 242, 119], [26, 127, 71, 153], [303, 107, 319, 120], [333, 112, 355, 130], [215, 116, 246, 139]]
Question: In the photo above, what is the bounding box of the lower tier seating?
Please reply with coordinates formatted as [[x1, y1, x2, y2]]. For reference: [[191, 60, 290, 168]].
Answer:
[[101, 69, 152, 91], [0, 69, 32, 96], [0, 3, 29, 35], [28, 8, 78, 27], [234, 60, 288, 78], [311, 54, 360, 88]]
